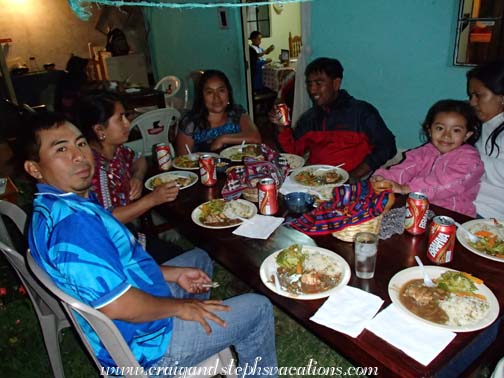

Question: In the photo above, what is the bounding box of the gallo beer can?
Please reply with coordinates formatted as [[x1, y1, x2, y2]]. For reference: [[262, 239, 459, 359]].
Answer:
[[154, 143, 172, 171], [274, 103, 291, 127], [258, 178, 278, 215], [199, 154, 217, 186], [427, 216, 456, 264], [404, 192, 429, 235]]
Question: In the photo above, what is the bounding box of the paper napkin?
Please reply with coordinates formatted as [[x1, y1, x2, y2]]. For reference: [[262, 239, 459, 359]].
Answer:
[[365, 304, 456, 366], [232, 215, 284, 239], [279, 175, 312, 195], [310, 286, 384, 338]]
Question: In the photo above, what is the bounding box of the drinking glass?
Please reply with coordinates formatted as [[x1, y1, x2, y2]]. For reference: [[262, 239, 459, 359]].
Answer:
[[354, 232, 378, 279]]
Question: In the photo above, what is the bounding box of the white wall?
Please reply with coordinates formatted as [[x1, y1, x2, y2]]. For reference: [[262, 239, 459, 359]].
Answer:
[[0, 0, 105, 70], [261, 3, 301, 59]]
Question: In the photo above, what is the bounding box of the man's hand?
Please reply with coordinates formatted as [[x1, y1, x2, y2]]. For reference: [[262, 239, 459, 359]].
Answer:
[[175, 299, 230, 335], [129, 177, 143, 200], [265, 44, 274, 54], [148, 181, 179, 206], [176, 268, 212, 293]]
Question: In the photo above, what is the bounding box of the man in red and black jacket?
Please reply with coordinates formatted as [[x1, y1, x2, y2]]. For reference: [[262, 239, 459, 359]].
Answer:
[[272, 57, 397, 181]]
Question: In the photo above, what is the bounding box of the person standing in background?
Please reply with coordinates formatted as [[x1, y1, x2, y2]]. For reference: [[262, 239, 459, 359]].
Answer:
[[249, 31, 274, 92]]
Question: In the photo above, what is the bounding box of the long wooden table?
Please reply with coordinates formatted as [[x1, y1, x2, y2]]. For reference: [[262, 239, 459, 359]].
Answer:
[[154, 179, 503, 378]]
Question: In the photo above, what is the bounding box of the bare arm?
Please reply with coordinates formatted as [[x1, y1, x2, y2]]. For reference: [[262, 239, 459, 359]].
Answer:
[[210, 114, 262, 151], [129, 156, 148, 200], [175, 130, 195, 155], [112, 182, 179, 224], [99, 287, 229, 334]]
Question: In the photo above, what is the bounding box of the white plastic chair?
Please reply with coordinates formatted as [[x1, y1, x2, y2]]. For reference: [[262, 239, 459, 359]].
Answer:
[[155, 75, 182, 108], [0, 200, 70, 378], [127, 107, 180, 157], [26, 249, 237, 378]]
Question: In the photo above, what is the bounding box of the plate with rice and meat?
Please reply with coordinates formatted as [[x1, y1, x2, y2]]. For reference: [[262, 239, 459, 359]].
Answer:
[[259, 244, 351, 300], [388, 266, 499, 332]]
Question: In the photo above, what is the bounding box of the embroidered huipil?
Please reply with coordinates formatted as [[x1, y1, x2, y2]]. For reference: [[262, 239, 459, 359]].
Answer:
[[91, 145, 140, 211]]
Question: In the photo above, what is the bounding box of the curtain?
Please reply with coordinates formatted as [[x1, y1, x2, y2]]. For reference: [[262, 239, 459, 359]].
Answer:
[[291, 1, 311, 127]]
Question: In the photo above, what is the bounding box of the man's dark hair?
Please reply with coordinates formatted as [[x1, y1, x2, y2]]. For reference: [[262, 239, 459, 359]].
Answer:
[[305, 57, 344, 79], [16, 111, 67, 163], [249, 31, 261, 40]]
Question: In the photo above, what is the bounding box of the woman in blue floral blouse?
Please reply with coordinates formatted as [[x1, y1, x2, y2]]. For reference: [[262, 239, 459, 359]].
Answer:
[[176, 70, 261, 154]]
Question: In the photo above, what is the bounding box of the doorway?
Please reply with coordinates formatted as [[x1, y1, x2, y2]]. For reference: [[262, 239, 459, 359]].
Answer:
[[240, 1, 301, 124]]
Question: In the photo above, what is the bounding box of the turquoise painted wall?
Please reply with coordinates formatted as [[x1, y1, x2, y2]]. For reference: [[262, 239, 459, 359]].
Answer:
[[144, 5, 248, 108], [311, 0, 469, 149]]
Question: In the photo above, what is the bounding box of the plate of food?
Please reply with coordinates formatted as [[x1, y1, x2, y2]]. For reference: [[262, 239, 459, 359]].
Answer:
[[280, 153, 305, 171], [290, 165, 349, 187], [220, 144, 263, 162], [456, 219, 504, 263], [191, 199, 257, 229], [388, 266, 499, 332], [259, 244, 351, 300], [172, 152, 219, 170], [145, 171, 198, 190]]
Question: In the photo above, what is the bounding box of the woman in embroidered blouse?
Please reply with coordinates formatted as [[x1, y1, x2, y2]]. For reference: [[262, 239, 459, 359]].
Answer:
[[466, 62, 504, 218], [175, 69, 261, 154], [75, 93, 183, 261]]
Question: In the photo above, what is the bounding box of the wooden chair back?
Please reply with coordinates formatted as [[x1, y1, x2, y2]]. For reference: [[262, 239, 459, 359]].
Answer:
[[288, 32, 302, 58]]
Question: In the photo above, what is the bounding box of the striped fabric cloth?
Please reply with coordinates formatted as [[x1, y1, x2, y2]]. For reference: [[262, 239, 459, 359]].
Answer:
[[290, 180, 392, 235], [221, 144, 289, 200]]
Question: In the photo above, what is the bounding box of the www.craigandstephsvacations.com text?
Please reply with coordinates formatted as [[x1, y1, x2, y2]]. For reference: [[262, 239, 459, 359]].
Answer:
[[100, 357, 379, 377]]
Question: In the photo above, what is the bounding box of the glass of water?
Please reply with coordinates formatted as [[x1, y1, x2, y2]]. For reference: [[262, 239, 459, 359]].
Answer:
[[354, 232, 378, 279]]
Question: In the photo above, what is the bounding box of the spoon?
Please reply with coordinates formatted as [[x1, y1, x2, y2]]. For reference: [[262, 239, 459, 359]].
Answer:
[[415, 256, 436, 288], [454, 221, 480, 243], [185, 144, 197, 161], [239, 140, 246, 152]]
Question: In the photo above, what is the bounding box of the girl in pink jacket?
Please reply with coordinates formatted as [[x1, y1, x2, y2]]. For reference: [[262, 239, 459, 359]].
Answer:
[[372, 100, 484, 217]]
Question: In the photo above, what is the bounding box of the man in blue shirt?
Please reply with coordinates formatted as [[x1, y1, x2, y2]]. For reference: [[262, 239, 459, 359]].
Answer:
[[21, 112, 277, 376]]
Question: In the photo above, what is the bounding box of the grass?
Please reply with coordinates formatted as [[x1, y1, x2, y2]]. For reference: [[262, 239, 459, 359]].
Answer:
[[0, 253, 363, 378]]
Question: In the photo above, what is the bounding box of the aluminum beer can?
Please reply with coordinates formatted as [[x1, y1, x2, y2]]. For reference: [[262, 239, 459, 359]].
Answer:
[[199, 154, 217, 186], [404, 192, 429, 235], [258, 178, 278, 215], [274, 103, 291, 127], [427, 216, 456, 264], [154, 143, 172, 171]]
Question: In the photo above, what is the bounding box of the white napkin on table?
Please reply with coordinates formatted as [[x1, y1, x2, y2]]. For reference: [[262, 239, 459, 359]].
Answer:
[[310, 286, 384, 338], [232, 215, 284, 239], [365, 304, 456, 366]]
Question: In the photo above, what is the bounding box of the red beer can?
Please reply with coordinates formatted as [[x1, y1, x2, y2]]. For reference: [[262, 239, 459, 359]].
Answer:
[[199, 154, 217, 186], [404, 192, 429, 235], [154, 143, 172, 171], [258, 178, 278, 215], [427, 216, 456, 264], [274, 103, 291, 127]]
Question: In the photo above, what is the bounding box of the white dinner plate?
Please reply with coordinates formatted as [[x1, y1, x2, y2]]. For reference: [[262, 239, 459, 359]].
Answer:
[[259, 245, 351, 300], [144, 171, 198, 191], [456, 219, 504, 263], [280, 153, 305, 171], [388, 266, 499, 332], [290, 165, 349, 187], [220, 144, 262, 162], [191, 199, 257, 229], [172, 152, 219, 170]]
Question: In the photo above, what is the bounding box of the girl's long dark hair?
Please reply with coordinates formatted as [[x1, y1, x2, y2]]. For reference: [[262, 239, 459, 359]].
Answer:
[[190, 70, 235, 130], [74, 92, 121, 143], [420, 99, 481, 145], [466, 62, 504, 156]]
